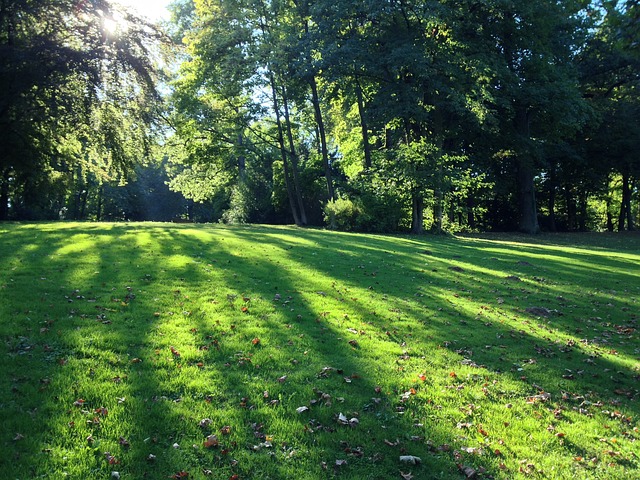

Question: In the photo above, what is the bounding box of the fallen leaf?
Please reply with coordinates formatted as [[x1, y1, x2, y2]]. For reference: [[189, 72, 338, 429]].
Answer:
[[251, 338, 261, 345], [203, 435, 219, 448], [459, 465, 477, 478], [399, 455, 422, 465], [199, 418, 213, 428], [526, 392, 551, 403], [169, 472, 189, 479]]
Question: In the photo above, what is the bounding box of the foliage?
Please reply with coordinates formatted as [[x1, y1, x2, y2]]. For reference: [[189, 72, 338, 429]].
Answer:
[[323, 197, 361, 231], [0, 0, 170, 220], [2, 0, 640, 231]]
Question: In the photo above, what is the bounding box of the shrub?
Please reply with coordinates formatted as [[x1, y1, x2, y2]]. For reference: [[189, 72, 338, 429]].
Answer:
[[324, 197, 361, 231], [324, 193, 403, 233]]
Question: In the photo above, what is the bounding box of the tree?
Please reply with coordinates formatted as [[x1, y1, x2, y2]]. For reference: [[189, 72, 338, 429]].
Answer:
[[461, 0, 591, 233], [579, 0, 640, 231], [0, 0, 167, 219]]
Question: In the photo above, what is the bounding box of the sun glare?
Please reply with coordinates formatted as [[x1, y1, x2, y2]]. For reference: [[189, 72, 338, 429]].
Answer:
[[103, 12, 127, 36]]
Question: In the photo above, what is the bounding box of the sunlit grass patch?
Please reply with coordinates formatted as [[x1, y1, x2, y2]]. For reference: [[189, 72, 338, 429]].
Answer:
[[1, 223, 638, 479]]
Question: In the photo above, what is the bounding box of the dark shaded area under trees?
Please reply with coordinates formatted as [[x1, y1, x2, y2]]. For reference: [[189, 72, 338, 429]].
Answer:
[[1, 0, 638, 232]]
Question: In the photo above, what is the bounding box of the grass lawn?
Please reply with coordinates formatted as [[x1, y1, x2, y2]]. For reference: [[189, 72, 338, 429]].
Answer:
[[0, 223, 638, 479]]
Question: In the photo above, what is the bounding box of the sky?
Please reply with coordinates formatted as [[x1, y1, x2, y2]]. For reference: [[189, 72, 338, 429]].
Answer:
[[114, 0, 172, 22]]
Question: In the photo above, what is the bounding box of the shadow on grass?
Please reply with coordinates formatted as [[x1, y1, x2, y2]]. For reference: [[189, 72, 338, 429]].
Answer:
[[1, 223, 638, 479]]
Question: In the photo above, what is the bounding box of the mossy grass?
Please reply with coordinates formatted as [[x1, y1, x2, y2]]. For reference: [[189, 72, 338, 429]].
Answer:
[[1, 223, 638, 479]]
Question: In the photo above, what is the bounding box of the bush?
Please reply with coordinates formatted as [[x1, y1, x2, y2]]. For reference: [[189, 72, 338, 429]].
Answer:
[[324, 193, 403, 233], [324, 197, 361, 231]]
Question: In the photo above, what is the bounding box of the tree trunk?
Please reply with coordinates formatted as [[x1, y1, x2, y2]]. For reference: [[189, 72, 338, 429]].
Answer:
[[0, 167, 9, 220], [515, 108, 540, 234], [618, 172, 634, 231], [96, 184, 103, 221], [269, 73, 302, 226], [433, 163, 444, 234], [79, 188, 89, 219], [237, 132, 246, 180], [628, 178, 636, 231], [517, 159, 540, 233], [466, 194, 476, 230], [354, 76, 372, 170], [299, 15, 334, 201], [606, 196, 614, 232], [578, 191, 588, 232], [281, 85, 307, 225], [547, 167, 557, 232], [431, 110, 446, 234], [548, 188, 557, 232], [309, 75, 335, 201], [411, 193, 424, 234], [565, 187, 577, 231]]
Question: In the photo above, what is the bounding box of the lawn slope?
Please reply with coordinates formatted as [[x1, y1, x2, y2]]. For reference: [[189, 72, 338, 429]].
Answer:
[[0, 223, 638, 479]]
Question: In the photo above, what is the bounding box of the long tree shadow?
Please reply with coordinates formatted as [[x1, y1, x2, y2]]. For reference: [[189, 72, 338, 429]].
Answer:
[[223, 226, 639, 476], [1, 223, 638, 479], [1, 224, 461, 478]]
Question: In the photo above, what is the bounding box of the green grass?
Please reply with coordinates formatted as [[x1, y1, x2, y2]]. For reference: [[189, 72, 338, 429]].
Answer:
[[1, 223, 638, 479]]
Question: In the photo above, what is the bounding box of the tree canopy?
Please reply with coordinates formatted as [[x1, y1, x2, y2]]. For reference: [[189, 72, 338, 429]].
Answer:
[[0, 0, 168, 220], [1, 0, 638, 232]]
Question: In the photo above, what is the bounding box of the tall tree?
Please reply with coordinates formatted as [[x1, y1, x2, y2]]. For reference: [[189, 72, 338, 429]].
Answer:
[[579, 0, 640, 231], [464, 0, 591, 233]]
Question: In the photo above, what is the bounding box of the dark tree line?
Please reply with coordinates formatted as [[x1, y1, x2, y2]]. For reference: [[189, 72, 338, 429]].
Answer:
[[1, 1, 638, 232]]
